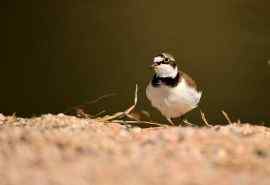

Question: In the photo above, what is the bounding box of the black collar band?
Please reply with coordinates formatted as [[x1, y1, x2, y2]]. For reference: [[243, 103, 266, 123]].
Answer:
[[151, 72, 180, 87]]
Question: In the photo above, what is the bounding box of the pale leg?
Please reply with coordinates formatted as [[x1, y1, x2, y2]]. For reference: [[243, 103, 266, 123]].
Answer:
[[166, 117, 176, 126]]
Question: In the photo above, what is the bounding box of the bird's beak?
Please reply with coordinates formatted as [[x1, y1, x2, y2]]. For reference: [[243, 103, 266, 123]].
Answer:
[[149, 63, 158, 69]]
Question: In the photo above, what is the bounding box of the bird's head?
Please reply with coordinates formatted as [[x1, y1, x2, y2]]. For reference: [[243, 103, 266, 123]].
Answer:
[[151, 52, 178, 78]]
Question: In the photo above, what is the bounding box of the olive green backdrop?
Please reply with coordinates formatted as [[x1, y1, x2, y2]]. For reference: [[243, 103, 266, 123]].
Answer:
[[5, 0, 270, 124]]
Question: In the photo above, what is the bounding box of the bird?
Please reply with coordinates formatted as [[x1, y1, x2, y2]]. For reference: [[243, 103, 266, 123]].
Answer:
[[146, 52, 202, 125]]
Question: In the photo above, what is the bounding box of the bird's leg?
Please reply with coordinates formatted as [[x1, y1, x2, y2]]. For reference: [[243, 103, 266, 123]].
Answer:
[[177, 115, 186, 126], [166, 117, 176, 126]]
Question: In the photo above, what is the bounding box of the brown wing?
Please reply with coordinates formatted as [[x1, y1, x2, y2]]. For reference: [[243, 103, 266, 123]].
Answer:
[[180, 71, 199, 90]]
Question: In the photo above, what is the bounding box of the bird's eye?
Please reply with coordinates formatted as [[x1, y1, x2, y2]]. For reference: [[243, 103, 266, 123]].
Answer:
[[164, 58, 169, 62]]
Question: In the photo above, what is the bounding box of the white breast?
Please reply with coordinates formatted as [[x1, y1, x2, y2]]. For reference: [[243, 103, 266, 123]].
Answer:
[[146, 78, 202, 118]]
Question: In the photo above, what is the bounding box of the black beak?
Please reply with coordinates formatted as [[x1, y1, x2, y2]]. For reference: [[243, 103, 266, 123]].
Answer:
[[149, 63, 158, 68]]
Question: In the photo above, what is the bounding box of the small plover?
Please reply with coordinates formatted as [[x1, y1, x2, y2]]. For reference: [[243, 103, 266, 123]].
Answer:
[[146, 52, 202, 125]]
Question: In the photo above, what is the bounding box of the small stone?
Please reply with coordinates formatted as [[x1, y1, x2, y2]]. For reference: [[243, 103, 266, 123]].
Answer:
[[131, 127, 142, 133], [57, 113, 65, 117]]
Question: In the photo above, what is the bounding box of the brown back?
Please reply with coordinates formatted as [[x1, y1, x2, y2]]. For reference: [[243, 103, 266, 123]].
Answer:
[[180, 71, 199, 90]]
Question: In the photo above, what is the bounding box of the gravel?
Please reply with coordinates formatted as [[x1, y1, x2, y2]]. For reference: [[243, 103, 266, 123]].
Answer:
[[0, 114, 269, 185]]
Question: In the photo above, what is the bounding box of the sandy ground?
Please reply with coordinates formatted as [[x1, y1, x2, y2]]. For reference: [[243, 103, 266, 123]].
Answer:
[[0, 114, 269, 185]]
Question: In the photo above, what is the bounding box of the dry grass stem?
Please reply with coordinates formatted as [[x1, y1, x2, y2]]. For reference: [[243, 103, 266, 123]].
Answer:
[[86, 93, 117, 105], [111, 120, 165, 127], [93, 110, 107, 118], [200, 111, 212, 127], [183, 119, 195, 127], [97, 84, 139, 122], [221, 111, 233, 125], [65, 93, 117, 114]]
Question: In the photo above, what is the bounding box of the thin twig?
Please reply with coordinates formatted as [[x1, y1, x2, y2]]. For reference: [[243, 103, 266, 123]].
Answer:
[[98, 112, 124, 122], [221, 111, 233, 125], [183, 119, 195, 127], [200, 110, 212, 127], [125, 113, 140, 121], [98, 84, 138, 122], [85, 93, 117, 105], [93, 110, 107, 118], [111, 120, 165, 127], [124, 84, 138, 115], [64, 93, 116, 114]]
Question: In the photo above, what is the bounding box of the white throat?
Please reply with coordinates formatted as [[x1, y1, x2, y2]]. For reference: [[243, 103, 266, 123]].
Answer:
[[155, 65, 178, 78]]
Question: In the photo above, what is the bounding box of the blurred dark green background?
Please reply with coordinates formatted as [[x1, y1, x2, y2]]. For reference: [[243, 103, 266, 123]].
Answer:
[[4, 0, 270, 124]]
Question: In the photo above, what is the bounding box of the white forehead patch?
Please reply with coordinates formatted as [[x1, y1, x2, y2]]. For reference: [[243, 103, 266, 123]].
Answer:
[[154, 64, 178, 78], [153, 56, 164, 63]]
